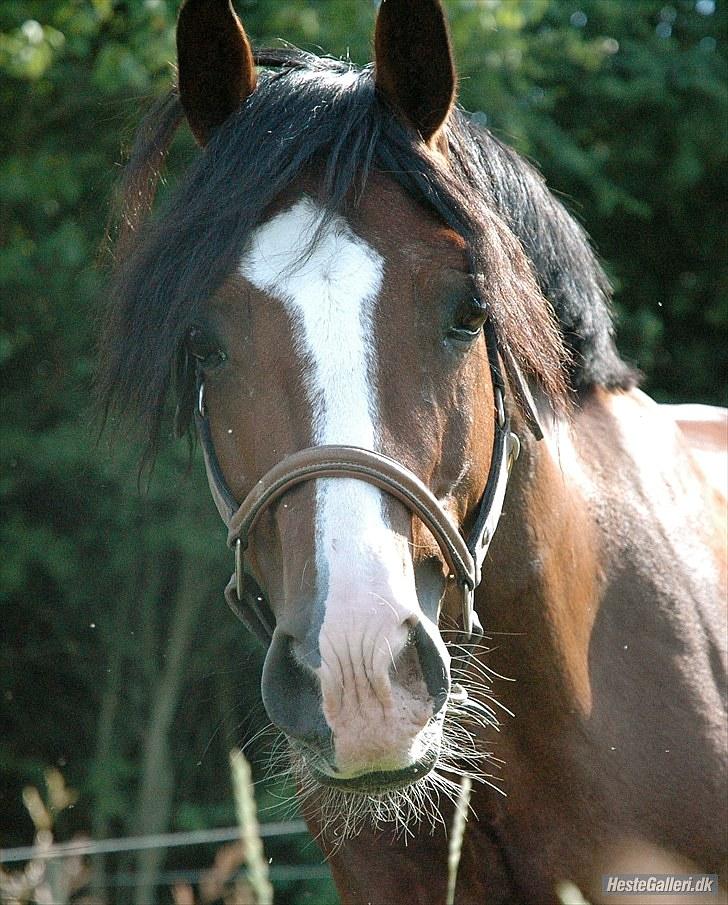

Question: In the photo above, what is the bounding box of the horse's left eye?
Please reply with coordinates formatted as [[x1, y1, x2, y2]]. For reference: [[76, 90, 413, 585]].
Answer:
[[187, 326, 227, 370], [449, 298, 487, 341]]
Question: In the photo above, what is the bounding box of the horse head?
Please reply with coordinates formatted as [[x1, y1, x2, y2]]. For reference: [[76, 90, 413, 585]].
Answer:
[[103, 0, 568, 835]]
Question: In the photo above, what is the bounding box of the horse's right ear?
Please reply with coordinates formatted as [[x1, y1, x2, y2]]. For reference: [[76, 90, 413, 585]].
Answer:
[[177, 0, 256, 146]]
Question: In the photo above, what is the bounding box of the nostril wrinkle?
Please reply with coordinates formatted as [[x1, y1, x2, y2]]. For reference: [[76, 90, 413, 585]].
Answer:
[[345, 632, 363, 711], [384, 637, 396, 671], [368, 628, 395, 710]]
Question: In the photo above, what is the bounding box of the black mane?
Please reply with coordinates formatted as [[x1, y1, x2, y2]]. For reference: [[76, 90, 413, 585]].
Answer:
[[455, 122, 635, 393], [99, 49, 635, 456]]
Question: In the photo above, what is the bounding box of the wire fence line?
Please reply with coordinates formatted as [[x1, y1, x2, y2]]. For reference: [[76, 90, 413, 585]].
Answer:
[[0, 821, 309, 865], [90, 864, 332, 890]]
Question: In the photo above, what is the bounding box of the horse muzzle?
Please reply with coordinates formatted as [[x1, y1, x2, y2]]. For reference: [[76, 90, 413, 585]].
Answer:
[[261, 614, 450, 785]]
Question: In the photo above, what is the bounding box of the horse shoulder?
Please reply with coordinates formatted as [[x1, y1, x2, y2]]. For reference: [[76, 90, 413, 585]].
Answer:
[[611, 389, 725, 556], [562, 388, 727, 871], [552, 385, 726, 641], [660, 401, 728, 502]]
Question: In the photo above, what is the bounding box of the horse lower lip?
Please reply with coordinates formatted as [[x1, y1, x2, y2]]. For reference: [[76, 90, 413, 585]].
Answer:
[[309, 751, 439, 793]]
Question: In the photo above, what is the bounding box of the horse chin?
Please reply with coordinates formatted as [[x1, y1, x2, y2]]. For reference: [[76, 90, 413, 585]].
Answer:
[[291, 740, 450, 843]]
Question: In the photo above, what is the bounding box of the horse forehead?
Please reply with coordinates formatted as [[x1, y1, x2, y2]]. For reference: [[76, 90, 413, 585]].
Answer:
[[240, 196, 383, 297], [351, 175, 469, 267], [238, 176, 469, 294], [238, 197, 383, 456]]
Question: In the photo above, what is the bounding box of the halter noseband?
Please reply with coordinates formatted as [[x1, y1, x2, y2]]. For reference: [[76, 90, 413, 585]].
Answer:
[[195, 318, 536, 648]]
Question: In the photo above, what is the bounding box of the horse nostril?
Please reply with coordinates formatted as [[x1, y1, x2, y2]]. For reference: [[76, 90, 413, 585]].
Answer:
[[394, 621, 450, 715], [261, 630, 330, 747]]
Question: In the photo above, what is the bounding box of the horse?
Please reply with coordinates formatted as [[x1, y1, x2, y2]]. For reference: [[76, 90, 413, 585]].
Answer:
[[98, 0, 727, 901]]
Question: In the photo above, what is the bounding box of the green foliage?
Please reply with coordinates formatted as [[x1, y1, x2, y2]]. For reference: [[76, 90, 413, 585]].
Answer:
[[1, 1, 725, 903], [444, 0, 727, 400]]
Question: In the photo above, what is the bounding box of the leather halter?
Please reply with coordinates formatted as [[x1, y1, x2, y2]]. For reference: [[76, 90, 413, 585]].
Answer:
[[195, 318, 535, 647]]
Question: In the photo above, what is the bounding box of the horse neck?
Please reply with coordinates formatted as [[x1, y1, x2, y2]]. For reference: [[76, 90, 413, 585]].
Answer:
[[477, 383, 722, 732], [476, 398, 602, 722]]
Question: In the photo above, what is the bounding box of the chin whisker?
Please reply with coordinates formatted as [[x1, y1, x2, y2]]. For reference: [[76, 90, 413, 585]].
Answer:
[[265, 670, 511, 844]]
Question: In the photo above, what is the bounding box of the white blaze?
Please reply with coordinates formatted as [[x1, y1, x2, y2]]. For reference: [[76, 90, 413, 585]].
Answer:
[[240, 196, 385, 560], [241, 198, 431, 774]]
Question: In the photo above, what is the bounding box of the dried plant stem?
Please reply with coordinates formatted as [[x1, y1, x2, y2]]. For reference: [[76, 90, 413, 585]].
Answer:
[[446, 775, 471, 905], [230, 750, 273, 905]]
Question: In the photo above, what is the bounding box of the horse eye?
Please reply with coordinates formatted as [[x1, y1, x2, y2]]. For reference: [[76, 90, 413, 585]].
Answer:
[[449, 297, 487, 341], [187, 326, 227, 370]]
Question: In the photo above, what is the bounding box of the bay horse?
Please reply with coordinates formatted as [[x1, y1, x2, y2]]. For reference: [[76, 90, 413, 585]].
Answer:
[[99, 0, 727, 901]]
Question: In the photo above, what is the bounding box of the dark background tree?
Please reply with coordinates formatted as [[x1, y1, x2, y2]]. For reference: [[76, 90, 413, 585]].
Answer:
[[1, 1, 725, 903]]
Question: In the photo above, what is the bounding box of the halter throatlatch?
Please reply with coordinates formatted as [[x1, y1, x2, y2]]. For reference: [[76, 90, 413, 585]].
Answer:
[[195, 318, 536, 649]]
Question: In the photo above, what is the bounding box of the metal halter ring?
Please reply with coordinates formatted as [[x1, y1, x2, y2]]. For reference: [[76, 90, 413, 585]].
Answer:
[[495, 387, 506, 429]]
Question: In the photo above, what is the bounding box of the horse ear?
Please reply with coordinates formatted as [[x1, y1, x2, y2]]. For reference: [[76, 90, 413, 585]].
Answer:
[[374, 0, 456, 145], [176, 0, 256, 146]]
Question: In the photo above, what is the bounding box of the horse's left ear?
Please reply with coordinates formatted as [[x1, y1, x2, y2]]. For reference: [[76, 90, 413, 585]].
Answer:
[[374, 0, 456, 146], [177, 0, 257, 146]]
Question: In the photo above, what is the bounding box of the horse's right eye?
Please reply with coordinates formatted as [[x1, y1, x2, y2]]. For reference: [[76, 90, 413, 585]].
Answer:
[[187, 326, 227, 370]]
